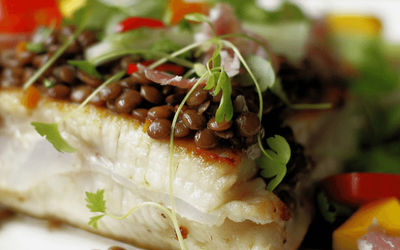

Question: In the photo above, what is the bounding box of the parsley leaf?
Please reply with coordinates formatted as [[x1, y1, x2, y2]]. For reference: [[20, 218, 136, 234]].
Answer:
[[31, 122, 76, 153], [88, 215, 104, 229], [85, 189, 106, 213], [204, 71, 218, 90], [68, 60, 102, 79], [257, 135, 291, 191], [246, 55, 275, 92]]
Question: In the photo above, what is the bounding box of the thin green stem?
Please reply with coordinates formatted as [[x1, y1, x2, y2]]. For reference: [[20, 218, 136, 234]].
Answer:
[[61, 71, 125, 122], [221, 39, 274, 160], [168, 72, 208, 250], [149, 39, 216, 70], [291, 103, 332, 110]]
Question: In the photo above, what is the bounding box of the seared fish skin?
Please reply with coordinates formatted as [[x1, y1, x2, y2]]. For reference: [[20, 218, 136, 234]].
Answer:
[[0, 89, 314, 250]]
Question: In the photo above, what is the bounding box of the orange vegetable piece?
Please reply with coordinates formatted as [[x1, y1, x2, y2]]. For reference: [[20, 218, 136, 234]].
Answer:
[[333, 198, 400, 250], [15, 41, 27, 54], [168, 0, 209, 25], [22, 86, 41, 109]]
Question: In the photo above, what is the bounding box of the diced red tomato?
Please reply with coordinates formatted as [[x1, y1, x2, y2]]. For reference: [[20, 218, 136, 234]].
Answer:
[[115, 17, 165, 33], [322, 173, 400, 207]]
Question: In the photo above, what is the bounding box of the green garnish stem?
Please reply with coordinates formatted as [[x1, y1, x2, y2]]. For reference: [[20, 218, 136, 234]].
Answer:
[[23, 28, 84, 90], [61, 70, 125, 122], [168, 72, 208, 250], [149, 39, 215, 70]]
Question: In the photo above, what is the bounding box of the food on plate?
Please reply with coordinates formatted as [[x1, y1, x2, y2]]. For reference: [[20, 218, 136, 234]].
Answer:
[[0, 0, 361, 249], [333, 198, 400, 250]]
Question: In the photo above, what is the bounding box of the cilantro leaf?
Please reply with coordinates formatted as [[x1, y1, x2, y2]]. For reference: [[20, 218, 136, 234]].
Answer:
[[246, 55, 275, 92], [265, 135, 291, 164], [31, 122, 76, 153], [215, 71, 233, 122], [258, 156, 287, 191], [257, 135, 291, 191], [85, 189, 106, 213], [68, 60, 102, 79], [88, 215, 104, 229]]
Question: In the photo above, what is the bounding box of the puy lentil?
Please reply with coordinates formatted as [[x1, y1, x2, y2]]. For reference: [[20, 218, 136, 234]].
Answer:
[[207, 117, 232, 131], [53, 65, 76, 84], [147, 105, 172, 120], [197, 100, 210, 114], [235, 112, 261, 137], [77, 30, 97, 48], [99, 82, 122, 101], [147, 119, 171, 139], [140, 85, 162, 104], [214, 129, 234, 139], [47, 84, 70, 99], [115, 89, 142, 113], [174, 119, 190, 138], [182, 109, 206, 130], [194, 129, 218, 149], [187, 87, 209, 106], [132, 108, 148, 122], [77, 70, 102, 87], [70, 85, 92, 103]]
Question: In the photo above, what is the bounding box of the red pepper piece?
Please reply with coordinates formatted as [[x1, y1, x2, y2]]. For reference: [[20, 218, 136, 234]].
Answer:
[[322, 172, 400, 207], [127, 64, 138, 74], [115, 17, 165, 33], [128, 61, 185, 76]]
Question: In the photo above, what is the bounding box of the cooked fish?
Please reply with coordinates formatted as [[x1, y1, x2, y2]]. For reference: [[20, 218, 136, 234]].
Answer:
[[0, 86, 357, 249]]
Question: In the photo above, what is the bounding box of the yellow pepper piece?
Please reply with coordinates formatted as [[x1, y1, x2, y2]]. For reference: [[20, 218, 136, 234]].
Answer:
[[333, 198, 400, 250], [326, 14, 382, 37], [58, 0, 86, 18]]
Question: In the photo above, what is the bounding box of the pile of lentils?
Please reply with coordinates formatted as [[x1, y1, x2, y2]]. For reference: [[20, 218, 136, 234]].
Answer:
[[0, 26, 338, 157]]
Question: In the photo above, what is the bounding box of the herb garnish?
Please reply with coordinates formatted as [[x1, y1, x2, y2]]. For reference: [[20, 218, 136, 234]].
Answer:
[[68, 60, 103, 78]]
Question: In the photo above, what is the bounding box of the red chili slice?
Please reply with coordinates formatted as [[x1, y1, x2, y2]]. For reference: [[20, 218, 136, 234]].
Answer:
[[115, 17, 165, 33], [321, 172, 400, 207]]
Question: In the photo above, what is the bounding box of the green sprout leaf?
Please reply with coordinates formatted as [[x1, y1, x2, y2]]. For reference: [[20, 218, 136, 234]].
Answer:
[[215, 71, 233, 122], [266, 135, 291, 164], [68, 60, 102, 79], [258, 155, 287, 191], [246, 55, 275, 92], [88, 215, 104, 229], [204, 71, 218, 90], [194, 63, 207, 77], [43, 78, 55, 88], [85, 189, 106, 213], [257, 135, 291, 191], [184, 13, 210, 24], [26, 42, 46, 54], [31, 122, 76, 153]]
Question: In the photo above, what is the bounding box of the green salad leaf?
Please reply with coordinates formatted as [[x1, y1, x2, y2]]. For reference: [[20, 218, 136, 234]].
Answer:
[[88, 215, 104, 229], [31, 122, 76, 153], [68, 60, 102, 78], [26, 43, 46, 53], [43, 78, 55, 88]]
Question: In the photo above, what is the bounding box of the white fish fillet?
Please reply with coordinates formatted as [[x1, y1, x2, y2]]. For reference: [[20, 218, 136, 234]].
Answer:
[[0, 89, 356, 249]]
